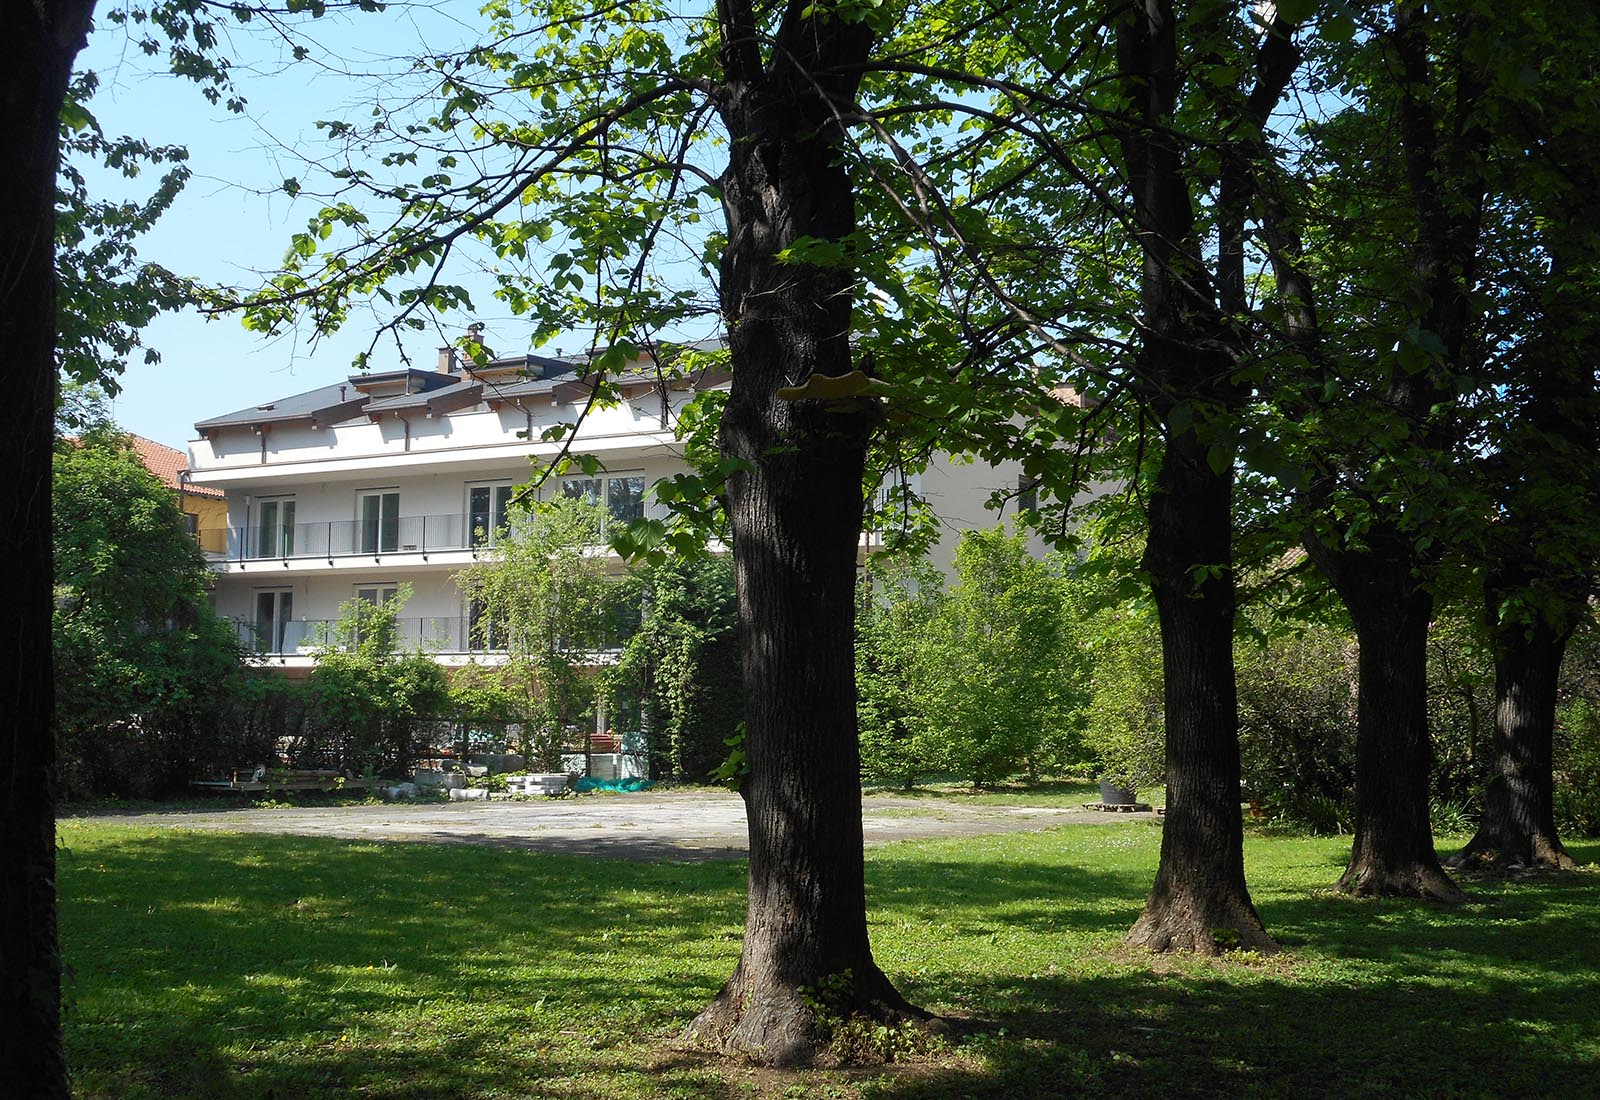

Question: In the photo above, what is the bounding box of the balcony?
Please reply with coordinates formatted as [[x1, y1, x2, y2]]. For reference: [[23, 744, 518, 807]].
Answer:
[[195, 513, 520, 567], [237, 615, 500, 656], [235, 616, 628, 672]]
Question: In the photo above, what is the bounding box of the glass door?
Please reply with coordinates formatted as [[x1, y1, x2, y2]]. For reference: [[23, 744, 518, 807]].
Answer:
[[254, 589, 294, 653], [357, 490, 400, 554], [467, 483, 513, 547], [256, 498, 295, 558]]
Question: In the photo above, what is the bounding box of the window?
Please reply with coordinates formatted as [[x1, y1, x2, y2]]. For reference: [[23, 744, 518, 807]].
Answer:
[[872, 472, 922, 520], [355, 583, 401, 606], [607, 476, 645, 526], [562, 477, 601, 507], [253, 589, 294, 654], [467, 482, 514, 547], [1017, 475, 1039, 515], [562, 473, 646, 529], [466, 596, 507, 652], [256, 497, 295, 558], [357, 489, 400, 554], [350, 584, 401, 647]]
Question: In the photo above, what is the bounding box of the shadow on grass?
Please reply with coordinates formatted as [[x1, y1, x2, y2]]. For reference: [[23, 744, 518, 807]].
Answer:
[[59, 828, 1600, 1100]]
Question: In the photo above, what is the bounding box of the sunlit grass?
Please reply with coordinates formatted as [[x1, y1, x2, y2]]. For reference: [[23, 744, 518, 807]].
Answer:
[[59, 818, 1598, 1099]]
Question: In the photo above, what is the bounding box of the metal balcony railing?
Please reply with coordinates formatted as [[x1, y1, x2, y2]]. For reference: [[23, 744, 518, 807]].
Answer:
[[196, 513, 518, 562], [236, 616, 510, 656]]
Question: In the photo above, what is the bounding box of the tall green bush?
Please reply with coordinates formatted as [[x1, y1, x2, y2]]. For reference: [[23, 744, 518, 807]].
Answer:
[[856, 557, 946, 788], [457, 495, 620, 769], [306, 585, 449, 775], [53, 430, 252, 798], [1235, 624, 1358, 831], [1078, 597, 1166, 793], [908, 528, 1083, 787], [612, 554, 742, 781]]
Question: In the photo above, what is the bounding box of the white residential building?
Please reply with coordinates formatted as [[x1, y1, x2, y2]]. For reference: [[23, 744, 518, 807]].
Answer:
[[185, 344, 1058, 675]]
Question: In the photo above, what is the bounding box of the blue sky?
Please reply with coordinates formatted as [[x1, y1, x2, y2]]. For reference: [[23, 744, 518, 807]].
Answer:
[[76, 5, 534, 447]]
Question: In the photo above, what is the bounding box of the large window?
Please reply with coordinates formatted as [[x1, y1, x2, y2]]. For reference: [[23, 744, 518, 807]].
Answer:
[[255, 497, 295, 558], [562, 473, 645, 530], [357, 489, 400, 554], [355, 582, 401, 606], [253, 589, 294, 653], [467, 482, 514, 547], [466, 596, 507, 652]]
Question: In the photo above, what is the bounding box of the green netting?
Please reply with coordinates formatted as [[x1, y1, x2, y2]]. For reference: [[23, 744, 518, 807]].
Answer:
[[572, 776, 654, 793]]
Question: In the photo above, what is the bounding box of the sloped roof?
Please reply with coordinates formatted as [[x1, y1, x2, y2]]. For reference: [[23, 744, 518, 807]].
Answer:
[[364, 377, 485, 416], [194, 380, 358, 432], [130, 434, 224, 498], [193, 371, 459, 432], [191, 341, 729, 433]]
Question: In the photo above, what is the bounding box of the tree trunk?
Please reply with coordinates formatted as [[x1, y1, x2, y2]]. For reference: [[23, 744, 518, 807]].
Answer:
[[1330, 546, 1465, 901], [1126, 425, 1276, 954], [2, 3, 94, 1097], [1109, 0, 1285, 955], [682, 14, 922, 1065], [1449, 601, 1575, 872]]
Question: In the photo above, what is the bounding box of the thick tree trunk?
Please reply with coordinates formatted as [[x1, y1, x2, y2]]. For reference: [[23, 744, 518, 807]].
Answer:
[[682, 14, 921, 1066], [1109, 0, 1283, 955], [1449, 605, 1575, 872], [1126, 426, 1276, 954], [2, 3, 94, 1097], [1332, 551, 1465, 901]]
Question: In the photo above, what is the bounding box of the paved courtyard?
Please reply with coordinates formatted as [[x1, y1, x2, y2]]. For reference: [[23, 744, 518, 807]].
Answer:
[[88, 789, 1159, 860]]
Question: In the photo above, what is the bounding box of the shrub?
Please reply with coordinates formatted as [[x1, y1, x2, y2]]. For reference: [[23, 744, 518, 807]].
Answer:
[[53, 430, 257, 798], [1555, 697, 1600, 838], [1079, 600, 1165, 793], [856, 557, 945, 788], [1235, 624, 1358, 828]]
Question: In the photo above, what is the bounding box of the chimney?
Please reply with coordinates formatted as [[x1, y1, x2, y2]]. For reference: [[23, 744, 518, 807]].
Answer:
[[436, 345, 458, 374]]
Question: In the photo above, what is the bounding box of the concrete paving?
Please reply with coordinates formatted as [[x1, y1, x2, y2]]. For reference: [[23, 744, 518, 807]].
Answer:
[[84, 789, 1161, 861]]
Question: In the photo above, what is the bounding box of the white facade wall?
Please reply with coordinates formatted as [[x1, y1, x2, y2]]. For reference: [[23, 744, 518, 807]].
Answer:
[[189, 364, 1093, 670]]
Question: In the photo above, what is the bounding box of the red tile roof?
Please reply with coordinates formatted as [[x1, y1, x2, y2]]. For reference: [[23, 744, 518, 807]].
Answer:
[[129, 434, 225, 499]]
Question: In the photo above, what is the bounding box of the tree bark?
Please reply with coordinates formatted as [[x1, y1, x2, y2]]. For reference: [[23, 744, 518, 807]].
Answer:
[[1126, 425, 1276, 954], [2, 3, 95, 1097], [1110, 0, 1283, 954], [1310, 534, 1465, 902], [1449, 589, 1576, 872], [682, 6, 922, 1065]]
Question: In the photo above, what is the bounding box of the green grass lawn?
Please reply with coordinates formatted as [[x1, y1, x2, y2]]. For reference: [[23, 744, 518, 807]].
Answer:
[[58, 818, 1599, 1099], [864, 778, 1169, 809]]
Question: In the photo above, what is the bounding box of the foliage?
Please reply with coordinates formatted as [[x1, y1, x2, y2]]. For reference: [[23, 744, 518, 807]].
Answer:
[[856, 555, 947, 789], [1556, 626, 1600, 838], [1079, 594, 1166, 794], [457, 495, 622, 769], [52, 430, 248, 797], [55, 71, 193, 395], [610, 553, 740, 782], [910, 529, 1082, 787], [857, 531, 1099, 790], [1554, 699, 1600, 840], [446, 662, 530, 724], [1235, 596, 1496, 835], [1425, 602, 1495, 804], [58, 820, 1600, 1099], [1235, 622, 1358, 832], [305, 584, 449, 775]]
